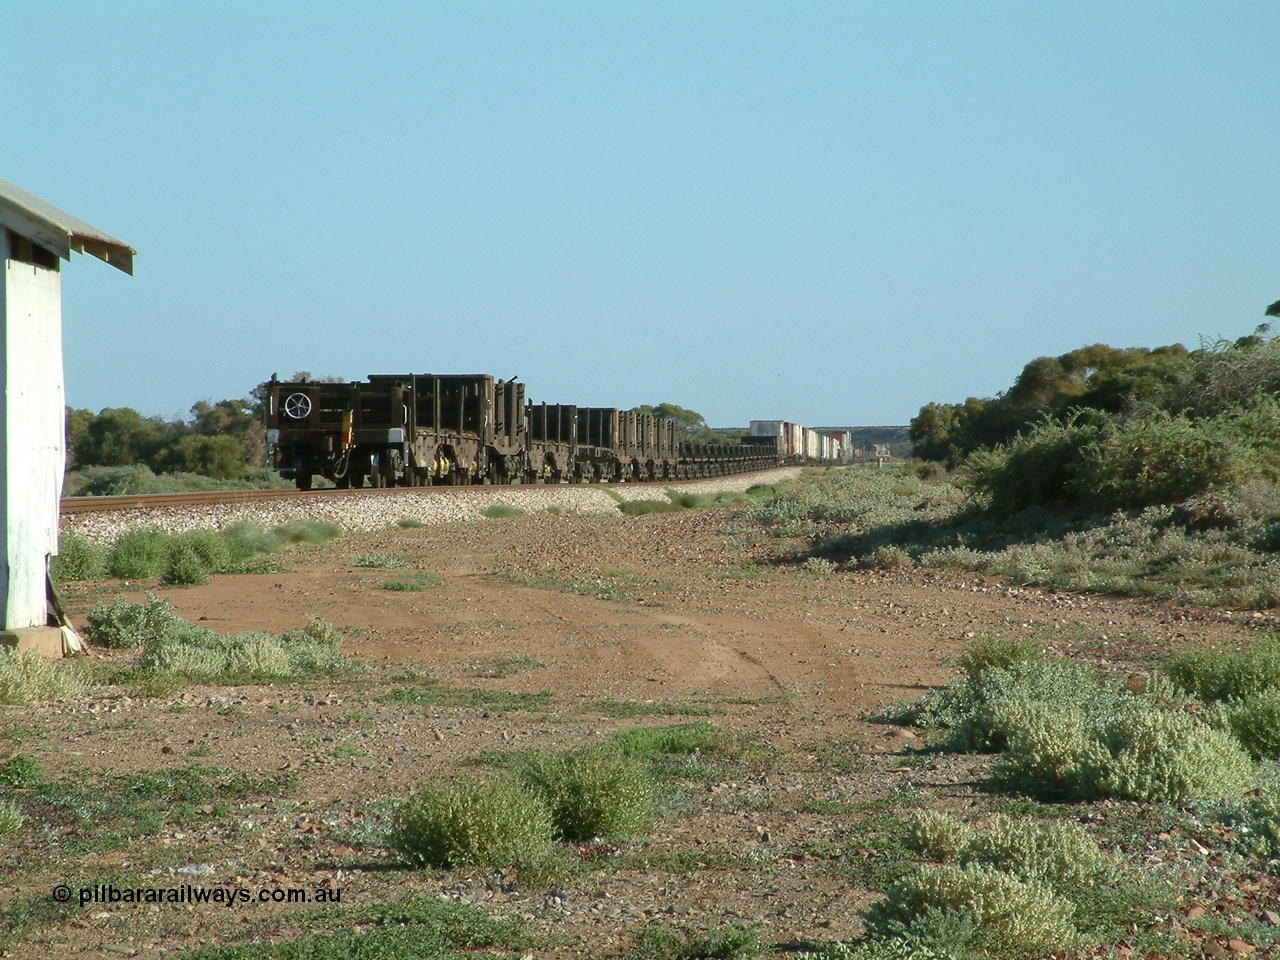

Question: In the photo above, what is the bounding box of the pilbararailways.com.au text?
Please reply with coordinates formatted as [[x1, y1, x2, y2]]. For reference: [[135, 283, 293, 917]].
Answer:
[[59, 883, 343, 908]]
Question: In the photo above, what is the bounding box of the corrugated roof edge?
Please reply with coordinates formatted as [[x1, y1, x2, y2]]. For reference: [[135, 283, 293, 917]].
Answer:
[[0, 178, 134, 275]]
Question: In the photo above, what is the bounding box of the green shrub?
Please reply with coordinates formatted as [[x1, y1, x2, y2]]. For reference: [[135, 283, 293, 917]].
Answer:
[[349, 552, 408, 568], [1091, 701, 1254, 801], [50, 531, 108, 582], [633, 924, 761, 960], [1075, 412, 1249, 510], [906, 811, 975, 863], [618, 499, 675, 516], [390, 776, 555, 871], [962, 814, 1116, 888], [907, 811, 1115, 890], [612, 722, 724, 760], [957, 634, 1044, 681], [998, 699, 1253, 803], [135, 615, 352, 684], [108, 529, 170, 579], [483, 503, 524, 519], [863, 863, 1077, 958], [0, 798, 23, 836], [87, 593, 185, 649], [0, 649, 89, 704], [1165, 635, 1280, 702], [943, 660, 1121, 752], [1222, 689, 1280, 759], [963, 417, 1099, 514], [221, 521, 283, 558], [0, 754, 46, 788], [274, 519, 341, 544], [174, 531, 233, 572], [163, 539, 210, 585], [519, 745, 655, 841]]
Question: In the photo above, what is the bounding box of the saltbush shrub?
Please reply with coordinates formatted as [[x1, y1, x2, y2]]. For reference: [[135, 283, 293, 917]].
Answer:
[[945, 660, 1121, 752], [88, 593, 185, 649], [963, 814, 1116, 888], [906, 811, 1115, 890], [957, 634, 1043, 681], [1222, 689, 1280, 759], [390, 776, 555, 871], [519, 745, 655, 841], [998, 699, 1253, 803], [0, 799, 23, 836], [0, 649, 88, 704], [164, 539, 211, 585], [906, 811, 974, 863], [1165, 636, 1280, 703], [136, 617, 351, 684], [863, 863, 1077, 958], [108, 529, 170, 579], [51, 531, 108, 582]]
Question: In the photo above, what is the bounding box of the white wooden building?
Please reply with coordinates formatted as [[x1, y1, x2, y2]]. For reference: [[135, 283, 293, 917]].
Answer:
[[0, 178, 133, 654]]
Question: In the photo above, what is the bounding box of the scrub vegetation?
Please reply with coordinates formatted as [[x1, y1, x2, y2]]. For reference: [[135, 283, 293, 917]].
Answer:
[[53, 520, 341, 586]]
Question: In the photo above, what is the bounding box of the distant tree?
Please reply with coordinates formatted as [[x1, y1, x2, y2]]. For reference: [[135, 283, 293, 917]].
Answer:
[[160, 433, 246, 479], [73, 407, 168, 467], [631, 403, 715, 441], [1266, 300, 1280, 319]]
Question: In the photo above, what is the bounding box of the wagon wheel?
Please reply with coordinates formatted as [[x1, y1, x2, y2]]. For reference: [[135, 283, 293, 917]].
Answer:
[[284, 393, 312, 420]]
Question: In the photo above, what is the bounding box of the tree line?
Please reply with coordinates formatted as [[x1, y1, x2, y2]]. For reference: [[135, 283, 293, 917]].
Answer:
[[66, 397, 264, 480], [909, 302, 1280, 515]]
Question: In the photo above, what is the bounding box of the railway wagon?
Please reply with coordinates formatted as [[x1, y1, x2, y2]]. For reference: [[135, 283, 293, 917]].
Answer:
[[265, 372, 836, 490], [265, 373, 526, 489]]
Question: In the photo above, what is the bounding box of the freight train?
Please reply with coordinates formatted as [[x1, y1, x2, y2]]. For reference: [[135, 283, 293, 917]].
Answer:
[[263, 373, 844, 490]]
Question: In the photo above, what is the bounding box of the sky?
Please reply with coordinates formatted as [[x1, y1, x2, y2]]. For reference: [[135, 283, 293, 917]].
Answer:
[[4, 2, 1277, 429]]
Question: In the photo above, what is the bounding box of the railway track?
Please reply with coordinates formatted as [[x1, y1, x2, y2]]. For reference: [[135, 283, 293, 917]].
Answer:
[[59, 485, 411, 514], [58, 472, 771, 515]]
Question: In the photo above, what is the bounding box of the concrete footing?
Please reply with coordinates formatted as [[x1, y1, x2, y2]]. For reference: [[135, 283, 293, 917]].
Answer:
[[0, 625, 69, 658]]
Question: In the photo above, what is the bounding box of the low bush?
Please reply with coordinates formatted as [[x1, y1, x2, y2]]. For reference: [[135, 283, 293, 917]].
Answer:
[[519, 745, 655, 841], [611, 722, 724, 761], [107, 529, 170, 579], [0, 649, 89, 704], [957, 634, 1044, 681], [0, 799, 23, 836], [618, 500, 675, 516], [863, 863, 1078, 958], [164, 539, 211, 585], [0, 754, 46, 788], [997, 699, 1254, 802], [1221, 689, 1280, 759], [1165, 635, 1280, 702], [483, 504, 524, 519], [87, 593, 185, 649], [50, 531, 108, 583], [136, 617, 352, 685], [901, 659, 1121, 753], [962, 814, 1116, 888], [390, 776, 556, 872], [632, 924, 761, 960], [906, 811, 974, 863], [963, 416, 1099, 514], [273, 519, 342, 544], [906, 811, 1116, 890], [349, 552, 408, 569]]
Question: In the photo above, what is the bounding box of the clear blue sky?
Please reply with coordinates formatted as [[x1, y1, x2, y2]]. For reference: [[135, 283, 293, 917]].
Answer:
[[5, 2, 1277, 428]]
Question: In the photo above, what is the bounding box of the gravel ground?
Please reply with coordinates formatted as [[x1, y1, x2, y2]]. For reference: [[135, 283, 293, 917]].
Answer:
[[60, 468, 804, 543]]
